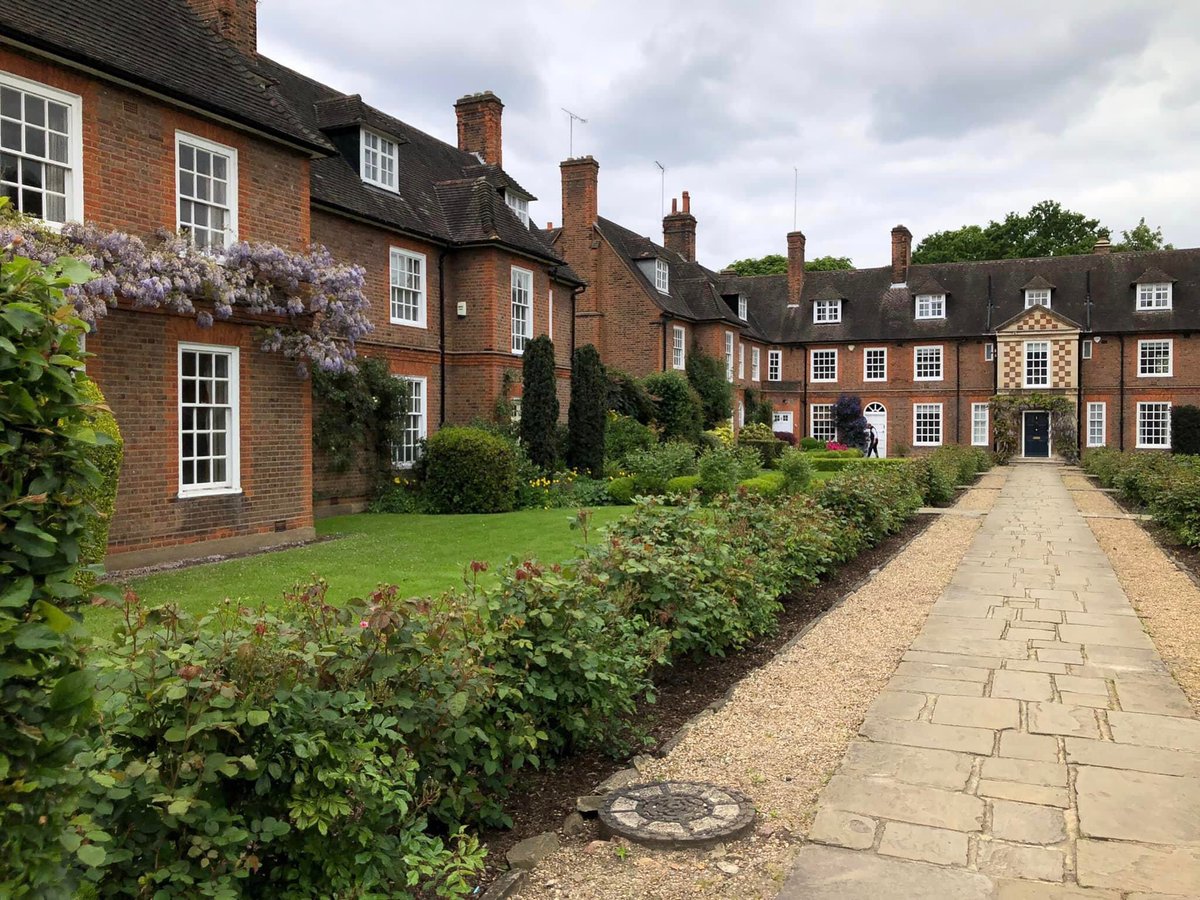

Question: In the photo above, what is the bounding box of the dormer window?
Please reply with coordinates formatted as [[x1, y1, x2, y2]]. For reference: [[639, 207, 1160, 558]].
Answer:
[[915, 293, 945, 320], [361, 129, 397, 191], [814, 299, 842, 323], [738, 296, 748, 320], [505, 191, 530, 227], [1024, 288, 1051, 309], [655, 258, 669, 293], [1137, 282, 1172, 311]]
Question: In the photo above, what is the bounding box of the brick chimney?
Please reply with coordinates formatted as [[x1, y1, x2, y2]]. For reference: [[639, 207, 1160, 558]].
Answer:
[[187, 0, 258, 58], [891, 225, 912, 285], [454, 92, 504, 167], [662, 191, 697, 262], [560, 156, 601, 345], [787, 231, 806, 305]]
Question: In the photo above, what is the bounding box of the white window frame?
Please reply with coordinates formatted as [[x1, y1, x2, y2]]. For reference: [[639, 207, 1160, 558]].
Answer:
[[548, 289, 553, 341], [654, 258, 669, 293], [392, 376, 427, 468], [0, 71, 84, 226], [672, 325, 686, 370], [1081, 340, 1092, 360], [985, 343, 995, 362], [813, 298, 842, 323], [738, 296, 748, 320], [177, 341, 240, 498], [751, 346, 761, 382], [388, 247, 426, 328], [1024, 288, 1051, 309], [1087, 402, 1106, 448], [768, 349, 782, 382], [1024, 340, 1050, 388], [1136, 283, 1172, 311], [864, 347, 887, 382], [971, 402, 989, 447], [1137, 339, 1172, 377], [360, 128, 398, 191], [810, 403, 835, 442], [738, 343, 745, 380], [914, 345, 943, 382], [176, 131, 238, 250], [915, 293, 946, 320], [510, 266, 533, 354], [505, 191, 530, 226], [1136, 402, 1171, 449], [913, 403, 943, 447], [738, 400, 746, 428], [724, 331, 734, 381], [810, 348, 837, 383]]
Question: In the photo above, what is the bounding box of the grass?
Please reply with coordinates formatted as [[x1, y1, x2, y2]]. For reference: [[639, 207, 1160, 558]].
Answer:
[[86, 506, 629, 636]]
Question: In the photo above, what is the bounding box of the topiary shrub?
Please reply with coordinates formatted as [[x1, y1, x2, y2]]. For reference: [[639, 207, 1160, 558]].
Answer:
[[642, 371, 703, 443], [1173, 405, 1200, 455], [605, 412, 655, 465], [567, 344, 606, 476], [833, 395, 868, 450], [799, 437, 823, 451], [520, 335, 559, 471], [739, 471, 786, 496], [774, 430, 796, 446], [686, 347, 732, 429], [666, 474, 701, 496], [423, 427, 518, 513], [73, 376, 123, 597], [607, 476, 636, 504]]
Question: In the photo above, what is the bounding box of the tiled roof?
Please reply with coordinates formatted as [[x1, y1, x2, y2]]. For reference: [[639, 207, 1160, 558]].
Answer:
[[1, 0, 331, 153]]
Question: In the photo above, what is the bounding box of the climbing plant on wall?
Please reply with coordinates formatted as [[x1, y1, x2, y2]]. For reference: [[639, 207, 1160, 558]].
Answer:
[[990, 394, 1078, 464], [312, 357, 409, 485]]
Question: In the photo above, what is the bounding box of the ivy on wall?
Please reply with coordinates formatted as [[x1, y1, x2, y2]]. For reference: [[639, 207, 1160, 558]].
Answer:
[[990, 394, 1078, 464], [312, 357, 409, 486]]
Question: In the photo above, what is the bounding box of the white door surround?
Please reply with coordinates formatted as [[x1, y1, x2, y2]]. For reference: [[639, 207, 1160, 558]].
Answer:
[[864, 402, 887, 458]]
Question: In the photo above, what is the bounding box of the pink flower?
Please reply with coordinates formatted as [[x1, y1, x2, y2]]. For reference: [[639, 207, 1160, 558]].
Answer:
[[359, 619, 369, 628]]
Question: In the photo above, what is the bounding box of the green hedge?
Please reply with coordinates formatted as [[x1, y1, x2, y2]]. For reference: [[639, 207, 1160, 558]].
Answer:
[[73, 377, 123, 595], [423, 427, 518, 513], [607, 475, 636, 504], [1083, 449, 1200, 547], [739, 471, 787, 496], [666, 474, 701, 496]]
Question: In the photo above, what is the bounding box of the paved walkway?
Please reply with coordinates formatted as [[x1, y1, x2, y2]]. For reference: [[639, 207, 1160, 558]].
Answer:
[[781, 464, 1200, 899]]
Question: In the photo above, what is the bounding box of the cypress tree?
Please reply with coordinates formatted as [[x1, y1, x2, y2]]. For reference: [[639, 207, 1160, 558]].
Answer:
[[520, 335, 559, 470], [567, 344, 606, 476]]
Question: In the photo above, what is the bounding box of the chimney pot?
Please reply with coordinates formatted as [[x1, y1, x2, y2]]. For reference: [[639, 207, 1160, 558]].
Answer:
[[187, 0, 258, 57], [454, 92, 504, 168], [671, 197, 678, 214], [891, 224, 912, 285], [787, 231, 806, 305], [1093, 237, 1112, 255], [662, 192, 698, 262], [682, 190, 690, 214]]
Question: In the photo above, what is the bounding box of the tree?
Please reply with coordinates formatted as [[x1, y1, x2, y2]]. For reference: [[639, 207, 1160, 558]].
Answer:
[[833, 395, 867, 449], [519, 335, 559, 470], [642, 371, 703, 443], [685, 347, 732, 429], [725, 253, 853, 275], [566, 345, 606, 476], [1114, 218, 1174, 253], [909, 224, 994, 265]]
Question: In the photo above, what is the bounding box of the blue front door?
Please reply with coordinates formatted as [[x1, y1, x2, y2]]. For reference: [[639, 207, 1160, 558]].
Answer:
[[1024, 412, 1050, 458]]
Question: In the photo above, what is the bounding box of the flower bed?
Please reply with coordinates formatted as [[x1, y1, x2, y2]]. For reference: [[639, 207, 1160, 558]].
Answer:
[[1083, 449, 1200, 547]]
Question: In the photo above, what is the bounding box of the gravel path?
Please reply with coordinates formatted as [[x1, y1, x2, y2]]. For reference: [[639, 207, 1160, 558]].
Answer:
[[1070, 481, 1200, 708], [512, 476, 1000, 900]]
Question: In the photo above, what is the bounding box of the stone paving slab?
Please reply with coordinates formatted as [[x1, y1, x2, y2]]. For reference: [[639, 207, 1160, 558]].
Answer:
[[782, 464, 1200, 899]]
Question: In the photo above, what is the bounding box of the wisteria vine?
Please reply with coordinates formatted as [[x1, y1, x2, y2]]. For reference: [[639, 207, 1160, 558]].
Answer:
[[0, 214, 372, 374]]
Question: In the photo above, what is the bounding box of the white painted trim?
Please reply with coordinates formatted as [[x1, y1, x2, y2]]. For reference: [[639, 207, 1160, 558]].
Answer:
[[510, 265, 533, 354], [1021, 409, 1052, 458], [391, 375, 428, 468], [360, 127, 399, 192], [912, 402, 943, 446], [1024, 288, 1051, 309], [1136, 338, 1173, 377], [913, 345, 944, 381], [177, 341, 241, 498], [654, 258, 670, 293], [767, 348, 782, 381], [863, 402, 888, 458], [864, 346, 887, 382], [724, 331, 735, 381], [1022, 339, 1050, 388], [0, 70, 85, 225], [810, 348, 838, 382], [672, 324, 686, 370], [751, 346, 761, 382], [809, 402, 835, 442], [175, 130, 239, 246], [813, 298, 842, 323], [388, 246, 427, 328], [914, 293, 946, 320], [1136, 401, 1172, 449], [1136, 282, 1172, 311], [1086, 401, 1106, 448]]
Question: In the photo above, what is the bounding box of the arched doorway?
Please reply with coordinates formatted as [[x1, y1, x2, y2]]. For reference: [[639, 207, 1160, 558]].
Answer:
[[864, 402, 887, 458]]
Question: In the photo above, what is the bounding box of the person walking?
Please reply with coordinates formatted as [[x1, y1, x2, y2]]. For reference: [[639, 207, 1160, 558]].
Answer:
[[866, 423, 880, 458]]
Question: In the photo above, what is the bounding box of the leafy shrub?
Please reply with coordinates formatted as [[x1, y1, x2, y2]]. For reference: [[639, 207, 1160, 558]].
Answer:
[[811, 457, 867, 473], [567, 344, 606, 476], [624, 442, 697, 495], [778, 447, 814, 493], [686, 347, 732, 428], [606, 368, 655, 424], [815, 462, 923, 549], [423, 427, 518, 513], [605, 412, 655, 463], [1083, 447, 1123, 487], [74, 376, 123, 596], [742, 388, 773, 427], [833, 395, 868, 449], [1151, 467, 1200, 547], [707, 423, 735, 447], [607, 476, 636, 505], [570, 475, 615, 507], [369, 477, 426, 513], [799, 437, 823, 450], [520, 335, 560, 471], [312, 356, 409, 485], [666, 475, 701, 496], [774, 430, 797, 446], [1084, 450, 1200, 548], [697, 446, 740, 497], [739, 471, 787, 496], [642, 371, 703, 443], [1113, 452, 1176, 507], [738, 422, 776, 441], [1174, 406, 1200, 455]]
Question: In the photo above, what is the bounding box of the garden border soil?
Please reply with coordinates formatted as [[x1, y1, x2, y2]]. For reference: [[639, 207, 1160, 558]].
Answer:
[[474, 508, 939, 891]]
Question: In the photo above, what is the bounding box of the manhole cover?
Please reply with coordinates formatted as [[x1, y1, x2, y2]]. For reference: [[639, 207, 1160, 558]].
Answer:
[[598, 781, 756, 848]]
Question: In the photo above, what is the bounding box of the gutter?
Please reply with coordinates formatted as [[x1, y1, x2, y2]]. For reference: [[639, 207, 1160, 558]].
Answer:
[[1118, 335, 1126, 451], [438, 248, 448, 426], [801, 346, 809, 438], [661, 315, 670, 371], [1076, 332, 1084, 458], [955, 341, 962, 444]]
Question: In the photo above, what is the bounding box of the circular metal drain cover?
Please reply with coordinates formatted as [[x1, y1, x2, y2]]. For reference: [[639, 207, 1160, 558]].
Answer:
[[597, 781, 756, 848]]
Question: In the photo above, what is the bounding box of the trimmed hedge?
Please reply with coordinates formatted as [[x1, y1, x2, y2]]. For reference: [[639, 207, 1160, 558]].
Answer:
[[423, 427, 518, 513], [607, 476, 636, 504], [739, 471, 787, 496], [1084, 449, 1200, 547], [666, 474, 701, 496]]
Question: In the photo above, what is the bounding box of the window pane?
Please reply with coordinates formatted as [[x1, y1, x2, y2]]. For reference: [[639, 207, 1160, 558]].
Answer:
[[24, 94, 44, 126], [47, 102, 67, 133], [0, 119, 19, 152], [24, 125, 45, 159], [0, 87, 19, 118]]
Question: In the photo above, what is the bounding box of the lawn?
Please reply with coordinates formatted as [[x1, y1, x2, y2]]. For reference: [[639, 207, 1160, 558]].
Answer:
[[86, 506, 629, 636]]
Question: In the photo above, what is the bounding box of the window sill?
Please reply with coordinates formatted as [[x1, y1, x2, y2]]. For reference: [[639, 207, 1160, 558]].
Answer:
[[177, 487, 243, 500], [914, 442, 943, 448], [915, 376, 944, 382], [1136, 444, 1170, 450], [810, 378, 837, 383], [864, 378, 887, 383], [1136, 373, 1172, 379], [389, 318, 428, 330]]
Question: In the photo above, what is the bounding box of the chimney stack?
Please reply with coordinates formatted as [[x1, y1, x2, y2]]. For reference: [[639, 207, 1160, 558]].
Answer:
[[188, 0, 258, 58], [662, 191, 697, 262], [1092, 236, 1112, 255], [891, 225, 912, 285], [787, 231, 806, 305], [454, 92, 504, 167]]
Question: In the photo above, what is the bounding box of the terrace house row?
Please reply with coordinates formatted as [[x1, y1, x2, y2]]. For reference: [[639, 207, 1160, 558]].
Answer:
[[1, 0, 578, 565], [551, 157, 1200, 458]]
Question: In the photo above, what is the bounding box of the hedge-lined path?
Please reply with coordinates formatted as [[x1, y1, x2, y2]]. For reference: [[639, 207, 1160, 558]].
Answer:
[[782, 463, 1200, 899], [512, 471, 1001, 899]]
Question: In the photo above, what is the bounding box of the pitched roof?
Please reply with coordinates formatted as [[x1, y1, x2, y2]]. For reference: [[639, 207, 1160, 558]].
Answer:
[[1, 0, 330, 153], [258, 56, 577, 280], [1021, 274, 1056, 291]]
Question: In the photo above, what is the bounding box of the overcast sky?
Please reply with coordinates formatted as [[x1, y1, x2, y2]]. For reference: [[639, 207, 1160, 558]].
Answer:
[[258, 0, 1200, 269]]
